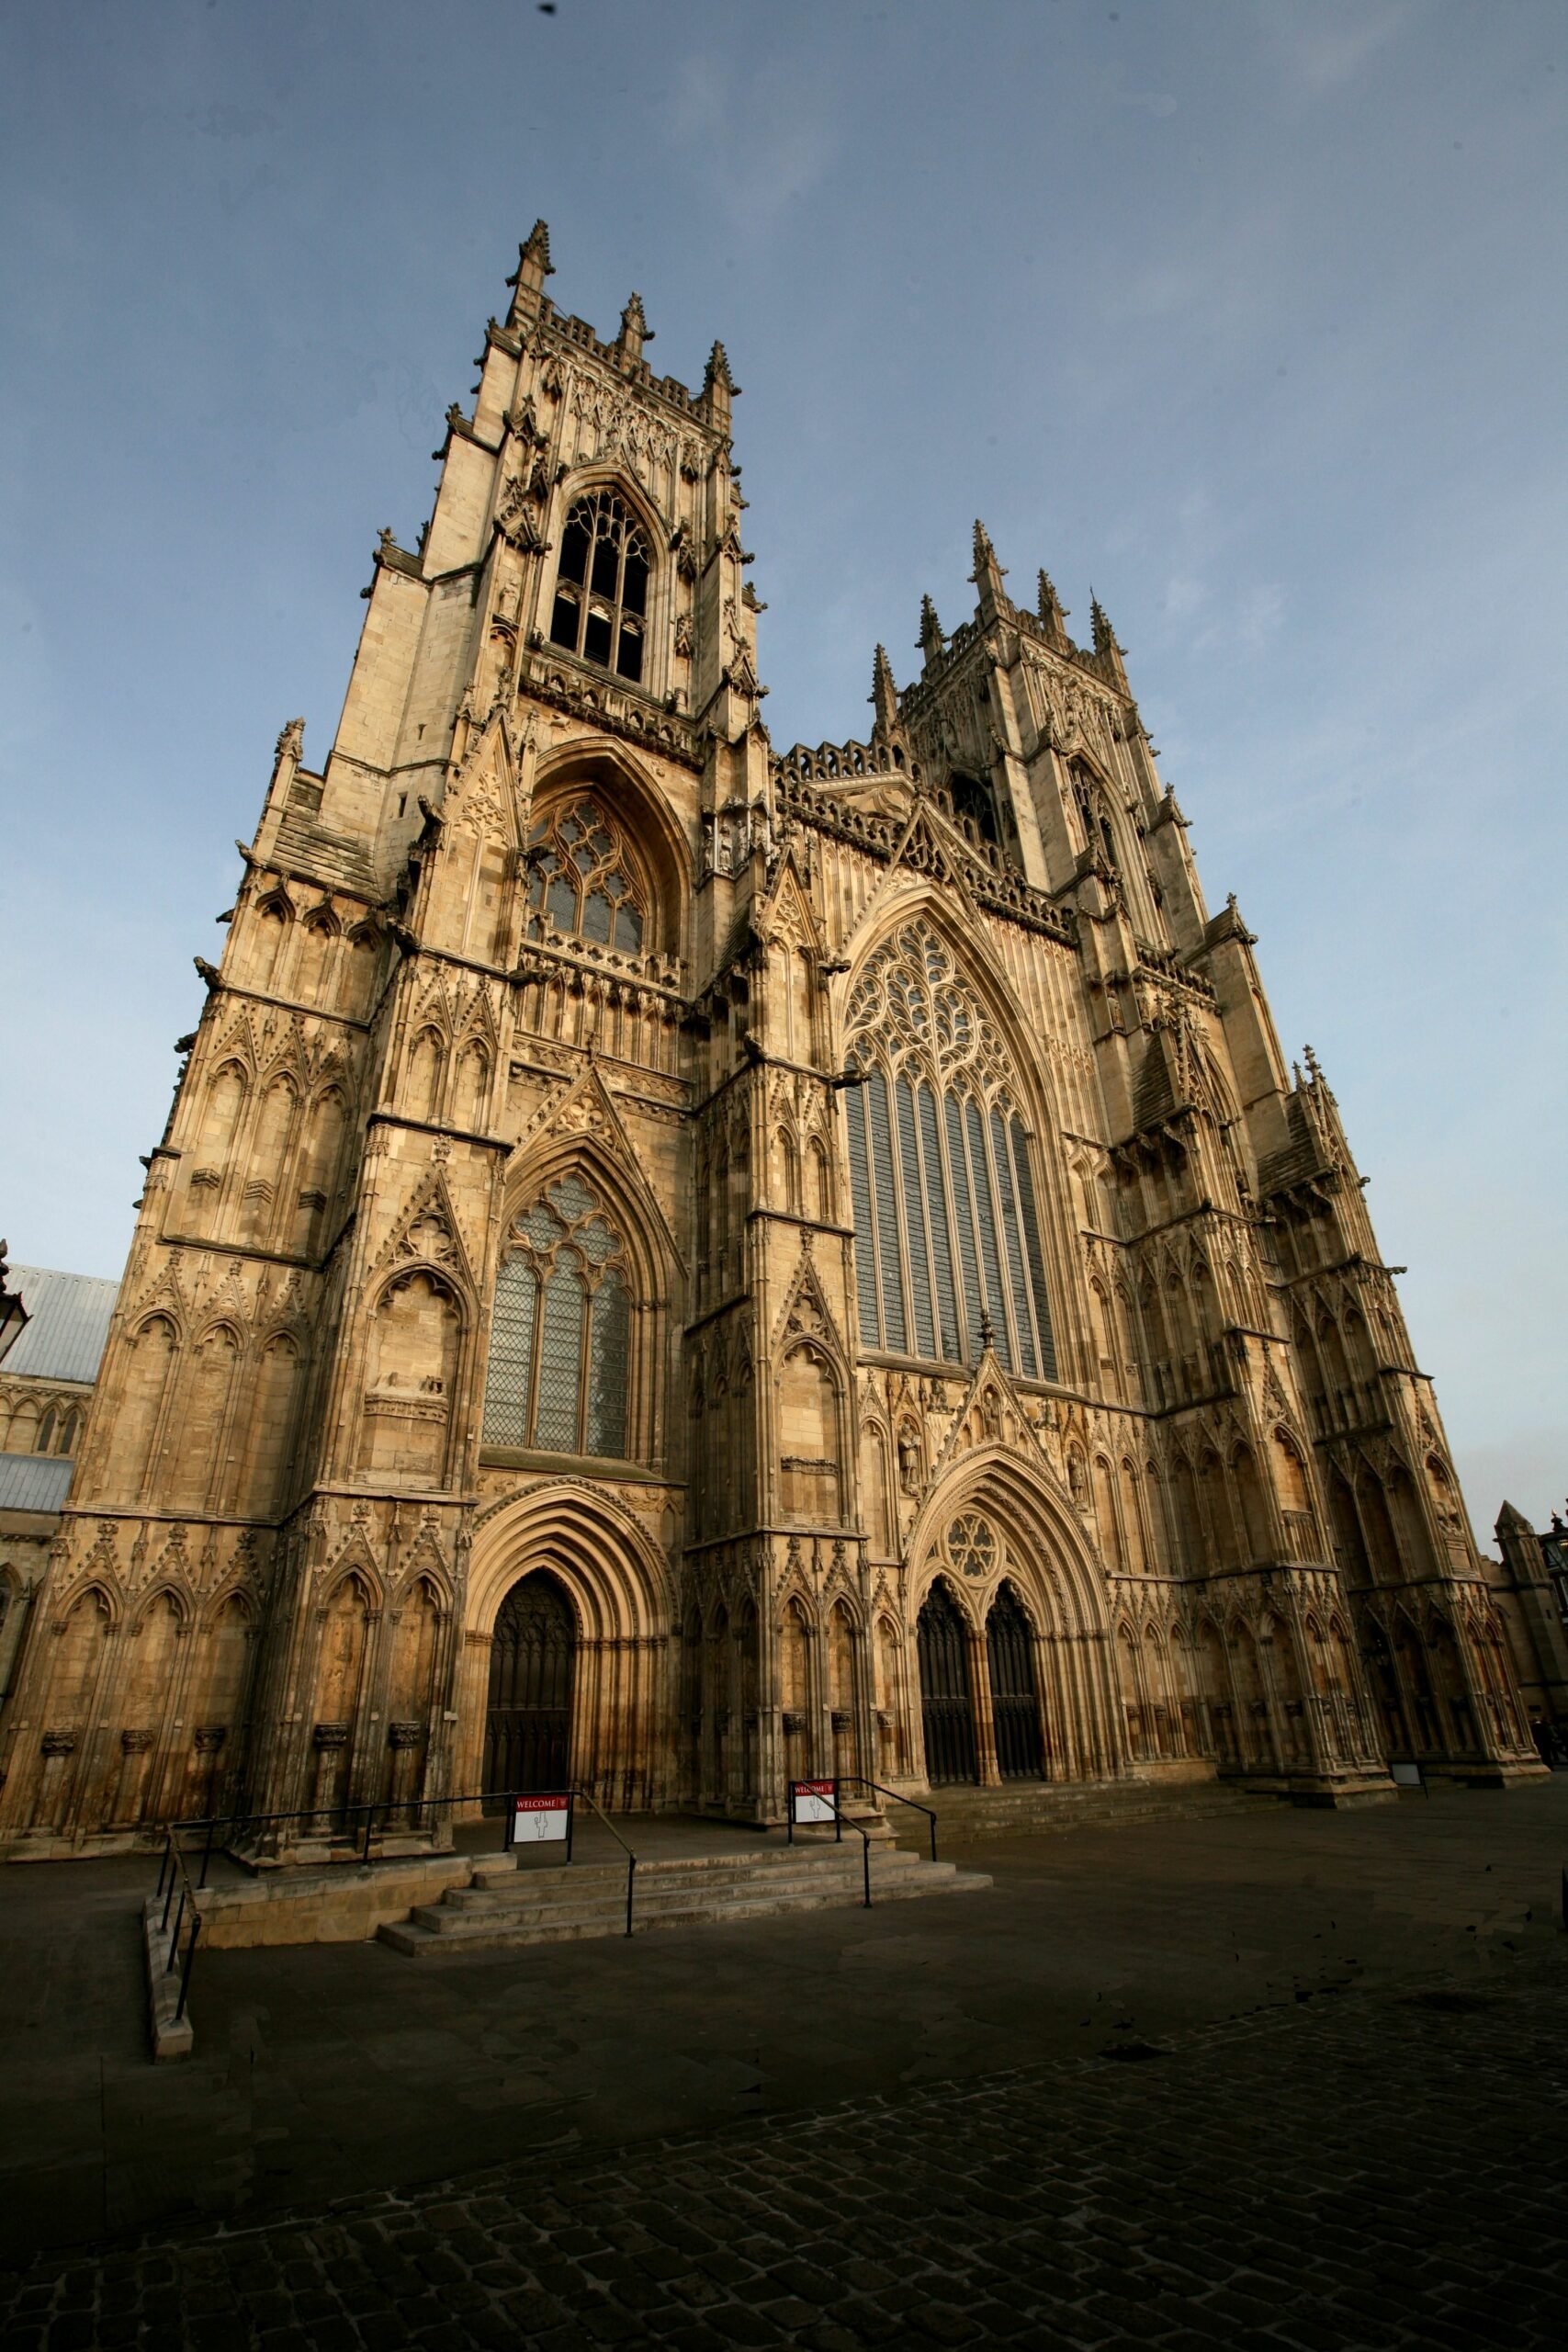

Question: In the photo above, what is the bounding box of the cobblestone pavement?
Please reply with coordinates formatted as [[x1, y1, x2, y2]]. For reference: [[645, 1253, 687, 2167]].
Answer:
[[4, 1942, 1563, 2351]]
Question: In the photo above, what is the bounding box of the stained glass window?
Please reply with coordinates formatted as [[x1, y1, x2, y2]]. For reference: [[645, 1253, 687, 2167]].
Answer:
[[842, 922, 1056, 1375], [525, 796, 648, 956], [481, 1174, 632, 1457], [547, 490, 650, 684]]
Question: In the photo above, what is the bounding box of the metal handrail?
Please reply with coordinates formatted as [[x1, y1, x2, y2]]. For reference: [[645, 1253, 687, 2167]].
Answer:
[[156, 1830, 202, 2024], [833, 1775, 939, 1864], [569, 1786, 638, 1937], [787, 1790, 874, 1907], [156, 1787, 546, 1891], [827, 1798, 874, 1908]]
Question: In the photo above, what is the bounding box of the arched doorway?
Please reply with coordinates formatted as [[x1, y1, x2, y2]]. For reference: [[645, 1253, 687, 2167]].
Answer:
[[986, 1582, 1043, 1780], [485, 1572, 575, 1799], [918, 1580, 977, 1785]]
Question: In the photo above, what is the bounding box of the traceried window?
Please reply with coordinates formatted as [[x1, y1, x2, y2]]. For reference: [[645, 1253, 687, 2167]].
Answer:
[[843, 922, 1056, 1381], [482, 1174, 631, 1458], [1072, 763, 1119, 874], [525, 796, 647, 956], [548, 490, 650, 684]]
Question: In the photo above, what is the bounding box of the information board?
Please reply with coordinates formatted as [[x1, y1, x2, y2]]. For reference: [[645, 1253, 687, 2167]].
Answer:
[[790, 1780, 836, 1826], [513, 1792, 571, 1844]]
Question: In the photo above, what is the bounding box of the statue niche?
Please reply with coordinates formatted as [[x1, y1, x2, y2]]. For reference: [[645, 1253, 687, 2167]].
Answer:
[[778, 1342, 840, 1524], [357, 1270, 462, 1486]]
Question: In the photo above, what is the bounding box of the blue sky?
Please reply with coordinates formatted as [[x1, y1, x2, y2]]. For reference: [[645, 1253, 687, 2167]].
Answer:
[[2, 1, 1562, 1541]]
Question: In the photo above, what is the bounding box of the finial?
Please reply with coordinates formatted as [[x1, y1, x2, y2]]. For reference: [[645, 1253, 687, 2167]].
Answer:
[[918, 594, 945, 659], [978, 1306, 997, 1352], [704, 340, 739, 396], [869, 643, 899, 736], [1036, 569, 1068, 631], [617, 291, 652, 357], [1089, 591, 1113, 653], [970, 519, 1007, 583], [505, 220, 555, 323], [1303, 1043, 1322, 1082]]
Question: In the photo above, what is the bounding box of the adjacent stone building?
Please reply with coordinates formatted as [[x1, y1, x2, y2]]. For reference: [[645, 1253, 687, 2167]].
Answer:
[[0, 1257, 118, 1733], [0, 226, 1545, 1855]]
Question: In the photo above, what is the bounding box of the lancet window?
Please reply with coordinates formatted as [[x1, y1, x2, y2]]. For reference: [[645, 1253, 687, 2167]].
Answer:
[[1072, 763, 1119, 873], [525, 796, 647, 956], [843, 923, 1056, 1381], [482, 1173, 631, 1458], [547, 490, 650, 684]]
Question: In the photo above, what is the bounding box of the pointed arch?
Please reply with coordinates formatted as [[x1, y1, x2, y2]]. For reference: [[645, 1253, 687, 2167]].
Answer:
[[529, 739, 690, 960], [839, 891, 1067, 1382]]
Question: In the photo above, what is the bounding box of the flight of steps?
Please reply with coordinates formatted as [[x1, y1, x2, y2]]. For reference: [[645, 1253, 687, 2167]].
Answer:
[[890, 1777, 1273, 1848], [378, 1840, 991, 1957]]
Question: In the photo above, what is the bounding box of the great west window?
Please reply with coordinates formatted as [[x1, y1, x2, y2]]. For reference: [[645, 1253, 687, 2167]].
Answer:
[[843, 922, 1056, 1381], [548, 490, 650, 684], [482, 1173, 631, 1458]]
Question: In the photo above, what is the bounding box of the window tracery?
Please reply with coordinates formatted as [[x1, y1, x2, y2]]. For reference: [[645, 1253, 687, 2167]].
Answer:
[[482, 1173, 631, 1459], [945, 1510, 998, 1580], [547, 490, 650, 684], [525, 795, 647, 956], [843, 923, 1056, 1380]]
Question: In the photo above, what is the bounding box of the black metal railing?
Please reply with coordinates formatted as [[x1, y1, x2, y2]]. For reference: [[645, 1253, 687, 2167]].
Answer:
[[152, 1787, 642, 1965], [786, 1784, 873, 1907], [155, 1788, 529, 1893], [833, 1775, 939, 1864], [154, 1832, 202, 2026], [570, 1786, 638, 1936]]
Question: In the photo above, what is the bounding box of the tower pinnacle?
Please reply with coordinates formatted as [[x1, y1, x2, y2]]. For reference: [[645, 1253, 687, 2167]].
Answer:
[[1036, 568, 1069, 649], [869, 643, 900, 739], [918, 594, 946, 665], [970, 520, 1009, 616], [505, 220, 555, 324], [617, 292, 652, 362]]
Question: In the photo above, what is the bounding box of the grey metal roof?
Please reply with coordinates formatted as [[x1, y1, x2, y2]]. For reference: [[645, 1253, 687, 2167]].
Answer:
[[3, 1265, 119, 1385], [0, 1451, 75, 1514]]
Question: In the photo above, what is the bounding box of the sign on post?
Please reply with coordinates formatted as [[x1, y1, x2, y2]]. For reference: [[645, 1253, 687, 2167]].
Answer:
[[511, 1792, 573, 1852], [790, 1780, 836, 1826]]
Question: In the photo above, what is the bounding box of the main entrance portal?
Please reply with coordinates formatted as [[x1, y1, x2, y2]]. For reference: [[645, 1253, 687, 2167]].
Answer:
[[918, 1581, 978, 1784], [987, 1582, 1044, 1779], [485, 1571, 575, 1798]]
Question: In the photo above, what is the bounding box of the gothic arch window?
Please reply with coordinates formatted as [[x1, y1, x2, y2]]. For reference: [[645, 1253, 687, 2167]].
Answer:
[[947, 771, 999, 849], [1071, 762, 1119, 873], [548, 489, 651, 684], [842, 922, 1056, 1380], [525, 794, 648, 956], [482, 1172, 632, 1459]]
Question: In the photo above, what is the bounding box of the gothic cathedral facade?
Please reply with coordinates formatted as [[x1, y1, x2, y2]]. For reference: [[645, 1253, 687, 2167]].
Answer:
[[1, 226, 1543, 1852]]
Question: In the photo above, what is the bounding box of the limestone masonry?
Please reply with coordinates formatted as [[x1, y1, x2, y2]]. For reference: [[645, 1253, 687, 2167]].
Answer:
[[3, 224, 1558, 1854]]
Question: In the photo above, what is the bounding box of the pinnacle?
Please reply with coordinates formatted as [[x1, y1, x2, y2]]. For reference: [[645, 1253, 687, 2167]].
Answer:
[[918, 593, 944, 653], [970, 518, 1006, 582], [705, 340, 739, 395], [870, 643, 900, 732]]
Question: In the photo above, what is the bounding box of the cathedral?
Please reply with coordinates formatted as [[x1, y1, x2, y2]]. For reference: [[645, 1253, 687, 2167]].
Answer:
[[1, 224, 1549, 1857]]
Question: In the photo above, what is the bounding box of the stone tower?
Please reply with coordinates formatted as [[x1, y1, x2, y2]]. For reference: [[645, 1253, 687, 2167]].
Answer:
[[0, 229, 1541, 1854]]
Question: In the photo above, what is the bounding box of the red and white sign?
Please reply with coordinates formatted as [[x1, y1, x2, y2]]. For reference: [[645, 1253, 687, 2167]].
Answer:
[[513, 1792, 570, 1844], [790, 1780, 835, 1826]]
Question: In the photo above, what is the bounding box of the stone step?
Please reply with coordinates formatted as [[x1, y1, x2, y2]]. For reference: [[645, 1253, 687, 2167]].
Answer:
[[450, 1849, 924, 1916], [893, 1780, 1265, 1846], [426, 1865, 933, 1932], [378, 1849, 989, 1957]]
